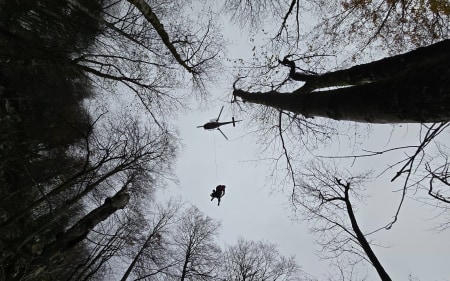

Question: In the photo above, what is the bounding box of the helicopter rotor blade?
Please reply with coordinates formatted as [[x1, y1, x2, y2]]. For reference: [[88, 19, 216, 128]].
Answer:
[[217, 128, 228, 140], [216, 106, 224, 121]]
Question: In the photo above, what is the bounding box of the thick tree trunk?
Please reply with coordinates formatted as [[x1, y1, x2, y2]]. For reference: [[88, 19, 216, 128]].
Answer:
[[294, 39, 450, 93], [26, 190, 130, 280], [235, 40, 450, 123]]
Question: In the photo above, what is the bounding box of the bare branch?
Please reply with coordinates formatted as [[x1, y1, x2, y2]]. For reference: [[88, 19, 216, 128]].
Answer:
[[126, 0, 196, 74]]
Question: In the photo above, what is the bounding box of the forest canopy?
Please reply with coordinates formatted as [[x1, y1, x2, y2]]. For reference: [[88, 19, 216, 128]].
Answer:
[[0, 0, 449, 280]]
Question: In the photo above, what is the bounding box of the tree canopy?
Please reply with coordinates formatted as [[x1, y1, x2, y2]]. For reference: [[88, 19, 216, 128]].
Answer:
[[1, 0, 449, 280]]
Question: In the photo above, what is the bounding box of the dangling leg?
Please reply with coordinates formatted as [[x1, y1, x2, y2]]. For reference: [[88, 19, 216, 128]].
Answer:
[[217, 196, 221, 206]]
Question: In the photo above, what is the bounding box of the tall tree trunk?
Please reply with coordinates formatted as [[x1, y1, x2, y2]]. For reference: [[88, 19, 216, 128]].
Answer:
[[343, 183, 392, 281], [180, 251, 190, 281], [120, 232, 157, 281], [126, 0, 194, 73], [234, 40, 450, 123], [288, 39, 450, 93], [25, 190, 130, 280]]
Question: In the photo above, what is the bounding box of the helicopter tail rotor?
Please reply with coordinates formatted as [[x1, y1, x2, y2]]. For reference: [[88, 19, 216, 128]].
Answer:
[[232, 117, 242, 127]]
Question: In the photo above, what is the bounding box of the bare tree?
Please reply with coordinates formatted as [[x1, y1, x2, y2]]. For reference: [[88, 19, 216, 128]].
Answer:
[[220, 238, 309, 281], [24, 188, 130, 281], [291, 162, 392, 281], [70, 0, 224, 118], [222, 0, 295, 33], [0, 110, 177, 280], [118, 199, 182, 281], [231, 37, 450, 243], [167, 206, 222, 281], [234, 39, 450, 124], [303, 0, 450, 57], [0, 1, 222, 280], [223, 0, 449, 61], [65, 223, 128, 281]]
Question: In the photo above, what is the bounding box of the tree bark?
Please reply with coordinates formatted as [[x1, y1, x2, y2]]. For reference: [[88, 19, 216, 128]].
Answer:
[[234, 40, 450, 123], [292, 39, 450, 93], [26, 190, 130, 280]]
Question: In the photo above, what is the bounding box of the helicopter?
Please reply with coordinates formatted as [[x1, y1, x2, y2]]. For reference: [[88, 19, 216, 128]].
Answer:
[[197, 106, 241, 140]]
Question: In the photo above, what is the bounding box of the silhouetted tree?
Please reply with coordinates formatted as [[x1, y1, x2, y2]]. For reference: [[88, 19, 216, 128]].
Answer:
[[1, 1, 217, 279], [234, 40, 450, 124], [118, 200, 182, 281], [168, 206, 222, 281], [26, 189, 130, 281], [220, 238, 308, 281], [224, 2, 450, 280]]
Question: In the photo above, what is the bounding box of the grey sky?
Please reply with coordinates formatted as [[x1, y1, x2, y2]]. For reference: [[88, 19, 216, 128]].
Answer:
[[153, 7, 450, 280], [163, 100, 449, 280]]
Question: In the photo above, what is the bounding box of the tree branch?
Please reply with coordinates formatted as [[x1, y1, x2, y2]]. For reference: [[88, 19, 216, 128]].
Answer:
[[126, 0, 196, 74]]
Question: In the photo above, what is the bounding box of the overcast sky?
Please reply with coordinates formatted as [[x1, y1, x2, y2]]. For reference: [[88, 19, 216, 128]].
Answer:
[[153, 7, 450, 281], [162, 103, 449, 281]]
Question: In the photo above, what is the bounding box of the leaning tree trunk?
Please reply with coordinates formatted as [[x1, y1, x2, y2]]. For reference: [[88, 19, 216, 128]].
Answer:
[[126, 0, 195, 73], [341, 181, 392, 281], [25, 189, 130, 280], [234, 40, 450, 123]]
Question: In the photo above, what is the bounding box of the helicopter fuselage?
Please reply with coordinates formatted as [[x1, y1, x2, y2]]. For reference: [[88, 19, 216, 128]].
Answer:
[[202, 121, 234, 130]]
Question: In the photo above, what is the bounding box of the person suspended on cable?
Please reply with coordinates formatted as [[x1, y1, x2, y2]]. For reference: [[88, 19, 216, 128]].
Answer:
[[210, 185, 226, 206]]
